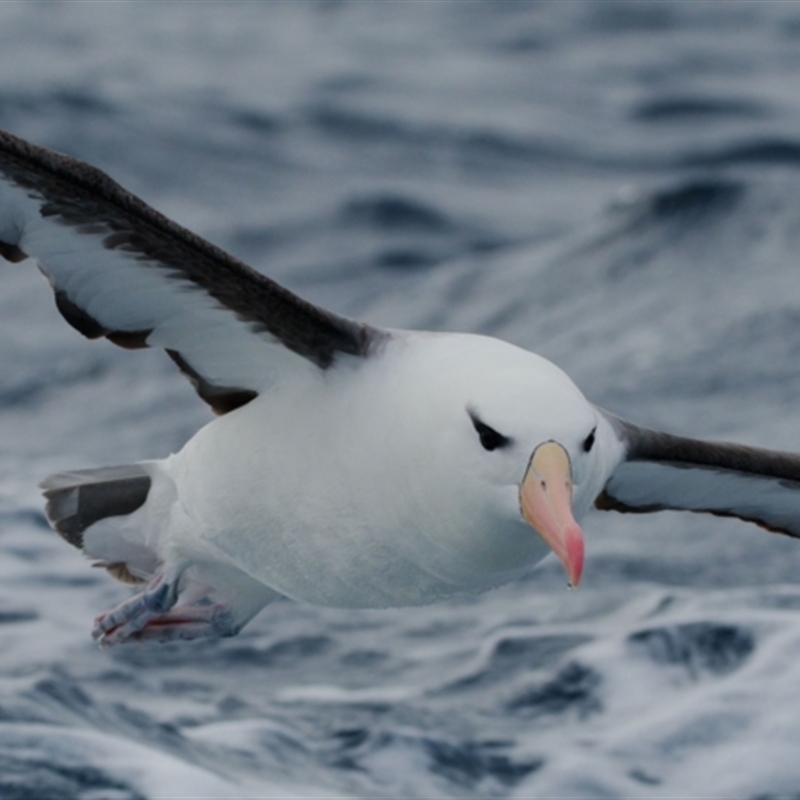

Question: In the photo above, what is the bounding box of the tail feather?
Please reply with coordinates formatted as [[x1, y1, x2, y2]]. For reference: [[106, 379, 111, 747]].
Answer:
[[40, 465, 158, 584], [40, 465, 152, 549]]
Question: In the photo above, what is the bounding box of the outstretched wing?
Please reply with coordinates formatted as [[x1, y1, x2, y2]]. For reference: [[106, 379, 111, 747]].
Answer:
[[596, 411, 800, 538], [0, 128, 387, 414]]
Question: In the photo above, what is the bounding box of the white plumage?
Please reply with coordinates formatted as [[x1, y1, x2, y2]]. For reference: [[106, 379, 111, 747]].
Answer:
[[2, 127, 800, 647]]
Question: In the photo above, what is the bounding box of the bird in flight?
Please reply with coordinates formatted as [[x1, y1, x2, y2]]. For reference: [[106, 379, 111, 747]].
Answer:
[[1, 128, 798, 648]]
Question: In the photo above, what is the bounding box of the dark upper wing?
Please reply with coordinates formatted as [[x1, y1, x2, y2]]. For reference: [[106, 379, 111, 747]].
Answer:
[[596, 411, 800, 538], [0, 128, 387, 413]]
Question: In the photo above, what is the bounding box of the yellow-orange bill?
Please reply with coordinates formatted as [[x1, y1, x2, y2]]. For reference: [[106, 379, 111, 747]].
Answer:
[[519, 441, 584, 587]]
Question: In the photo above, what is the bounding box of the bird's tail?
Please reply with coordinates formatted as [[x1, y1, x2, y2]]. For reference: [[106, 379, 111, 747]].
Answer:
[[40, 464, 159, 584]]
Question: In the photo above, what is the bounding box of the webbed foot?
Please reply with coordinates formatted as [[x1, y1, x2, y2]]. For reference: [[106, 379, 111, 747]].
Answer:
[[92, 560, 278, 647], [122, 603, 238, 644], [93, 567, 184, 647]]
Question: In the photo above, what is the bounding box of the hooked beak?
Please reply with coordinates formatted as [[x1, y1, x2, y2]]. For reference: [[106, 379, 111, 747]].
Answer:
[[519, 441, 584, 587]]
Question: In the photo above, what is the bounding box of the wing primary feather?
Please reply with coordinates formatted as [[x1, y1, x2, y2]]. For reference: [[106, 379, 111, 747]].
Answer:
[[606, 413, 800, 481]]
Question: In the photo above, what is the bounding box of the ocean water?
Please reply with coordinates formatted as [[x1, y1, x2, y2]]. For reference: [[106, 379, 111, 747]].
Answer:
[[2, 1, 800, 797]]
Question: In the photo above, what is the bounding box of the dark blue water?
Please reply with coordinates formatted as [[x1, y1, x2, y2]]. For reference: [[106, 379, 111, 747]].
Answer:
[[3, 1, 800, 796]]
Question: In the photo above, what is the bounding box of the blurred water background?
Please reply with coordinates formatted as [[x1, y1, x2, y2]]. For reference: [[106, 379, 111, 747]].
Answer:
[[3, 1, 800, 797]]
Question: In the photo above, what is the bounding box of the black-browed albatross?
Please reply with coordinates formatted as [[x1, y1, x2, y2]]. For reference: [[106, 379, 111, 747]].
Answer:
[[1, 127, 799, 647]]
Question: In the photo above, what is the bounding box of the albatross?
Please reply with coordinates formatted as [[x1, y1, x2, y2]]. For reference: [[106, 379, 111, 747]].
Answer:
[[1, 128, 799, 647]]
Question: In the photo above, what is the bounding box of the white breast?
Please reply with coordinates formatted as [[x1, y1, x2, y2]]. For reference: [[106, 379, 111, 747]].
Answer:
[[159, 336, 554, 607]]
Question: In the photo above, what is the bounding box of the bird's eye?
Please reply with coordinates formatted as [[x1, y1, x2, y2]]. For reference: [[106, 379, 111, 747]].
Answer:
[[469, 413, 511, 452], [582, 427, 596, 453]]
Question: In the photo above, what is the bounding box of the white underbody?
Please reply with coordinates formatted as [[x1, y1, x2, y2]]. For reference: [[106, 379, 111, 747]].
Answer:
[[130, 333, 615, 609]]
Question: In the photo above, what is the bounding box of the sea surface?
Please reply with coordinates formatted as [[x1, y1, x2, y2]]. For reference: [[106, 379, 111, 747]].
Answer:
[[2, 2, 800, 797]]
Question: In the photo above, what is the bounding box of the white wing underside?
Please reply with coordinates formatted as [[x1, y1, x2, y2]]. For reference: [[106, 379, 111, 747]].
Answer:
[[11, 197, 293, 390], [598, 412, 800, 538], [0, 129, 384, 413]]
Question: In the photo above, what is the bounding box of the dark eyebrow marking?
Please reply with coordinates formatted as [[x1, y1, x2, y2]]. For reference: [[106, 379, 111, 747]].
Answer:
[[468, 409, 512, 452]]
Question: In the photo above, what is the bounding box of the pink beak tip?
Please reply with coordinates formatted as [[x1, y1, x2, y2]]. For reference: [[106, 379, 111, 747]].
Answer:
[[565, 524, 585, 588]]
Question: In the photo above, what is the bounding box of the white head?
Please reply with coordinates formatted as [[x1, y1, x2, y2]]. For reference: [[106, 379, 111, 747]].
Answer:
[[366, 332, 612, 589]]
